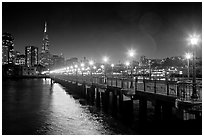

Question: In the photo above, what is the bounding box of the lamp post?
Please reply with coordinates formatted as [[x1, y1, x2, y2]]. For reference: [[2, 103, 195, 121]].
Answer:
[[111, 64, 114, 75], [185, 52, 192, 80], [81, 63, 85, 76], [74, 64, 78, 81], [149, 59, 151, 80], [101, 65, 105, 84], [125, 61, 131, 88], [103, 56, 109, 84], [66, 67, 69, 76], [89, 60, 94, 83], [111, 64, 114, 85], [127, 48, 135, 88], [188, 34, 200, 99]]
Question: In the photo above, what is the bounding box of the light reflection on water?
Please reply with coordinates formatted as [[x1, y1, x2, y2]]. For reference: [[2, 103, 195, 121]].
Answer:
[[3, 78, 131, 135]]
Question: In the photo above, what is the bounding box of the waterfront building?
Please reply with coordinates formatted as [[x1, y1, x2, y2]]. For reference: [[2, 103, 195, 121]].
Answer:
[[25, 46, 38, 67], [22, 66, 38, 76], [2, 32, 15, 64], [15, 54, 26, 66], [139, 55, 149, 67]]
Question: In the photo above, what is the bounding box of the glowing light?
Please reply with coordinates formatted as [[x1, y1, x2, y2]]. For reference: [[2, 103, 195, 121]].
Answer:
[[188, 33, 200, 46], [102, 56, 109, 63], [81, 63, 85, 67], [125, 61, 130, 66], [74, 65, 78, 68], [185, 52, 192, 60], [101, 65, 104, 69], [93, 66, 97, 69], [89, 60, 94, 66], [127, 48, 135, 58], [111, 64, 114, 68]]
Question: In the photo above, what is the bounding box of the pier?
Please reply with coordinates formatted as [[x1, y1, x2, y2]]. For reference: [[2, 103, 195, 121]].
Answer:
[[50, 74, 202, 126]]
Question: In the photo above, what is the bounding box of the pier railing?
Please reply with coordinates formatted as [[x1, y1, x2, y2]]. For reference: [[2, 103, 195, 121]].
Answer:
[[50, 74, 202, 102]]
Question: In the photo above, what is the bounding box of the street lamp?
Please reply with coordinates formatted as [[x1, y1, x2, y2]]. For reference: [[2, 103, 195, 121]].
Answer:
[[111, 64, 114, 85], [125, 61, 130, 67], [70, 66, 73, 75], [185, 52, 192, 80], [81, 63, 85, 76], [74, 64, 78, 81], [81, 63, 85, 67], [128, 48, 136, 58], [187, 33, 200, 99], [103, 56, 109, 63], [125, 61, 130, 76], [93, 66, 97, 74], [89, 60, 94, 66], [127, 48, 136, 88], [148, 60, 151, 80], [102, 56, 109, 84], [111, 63, 114, 75]]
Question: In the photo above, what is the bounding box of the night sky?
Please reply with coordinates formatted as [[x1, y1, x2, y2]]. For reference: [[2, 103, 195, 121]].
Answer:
[[3, 2, 202, 63]]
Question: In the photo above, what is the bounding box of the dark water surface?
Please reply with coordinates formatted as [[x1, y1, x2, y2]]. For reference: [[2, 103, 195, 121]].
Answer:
[[2, 78, 136, 135]]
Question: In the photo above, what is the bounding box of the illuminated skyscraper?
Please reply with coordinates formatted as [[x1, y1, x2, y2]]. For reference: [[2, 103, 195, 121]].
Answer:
[[42, 21, 49, 53], [25, 46, 38, 67], [2, 32, 15, 64], [39, 22, 52, 68]]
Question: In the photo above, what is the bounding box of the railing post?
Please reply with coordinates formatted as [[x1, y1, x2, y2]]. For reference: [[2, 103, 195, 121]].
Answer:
[[177, 83, 180, 98], [135, 76, 138, 92], [96, 88, 100, 108], [121, 78, 124, 89], [166, 79, 169, 95], [126, 79, 129, 89], [143, 78, 146, 91], [154, 79, 156, 94]]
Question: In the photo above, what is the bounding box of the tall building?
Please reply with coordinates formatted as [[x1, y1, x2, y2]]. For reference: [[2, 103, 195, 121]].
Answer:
[[2, 32, 15, 64], [39, 21, 52, 68], [25, 46, 38, 67], [42, 22, 49, 53]]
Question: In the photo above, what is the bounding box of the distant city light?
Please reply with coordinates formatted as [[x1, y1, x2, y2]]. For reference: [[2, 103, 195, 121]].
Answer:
[[93, 66, 97, 69], [102, 56, 109, 63], [101, 65, 104, 69], [74, 64, 78, 68], [125, 61, 130, 66], [89, 60, 94, 66], [111, 64, 114, 68], [81, 63, 85, 67]]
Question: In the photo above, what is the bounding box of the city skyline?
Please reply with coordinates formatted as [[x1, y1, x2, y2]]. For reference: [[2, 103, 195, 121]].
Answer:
[[3, 2, 202, 63]]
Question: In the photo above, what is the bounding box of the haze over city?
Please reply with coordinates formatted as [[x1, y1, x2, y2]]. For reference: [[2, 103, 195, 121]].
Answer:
[[3, 2, 201, 63]]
